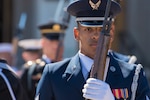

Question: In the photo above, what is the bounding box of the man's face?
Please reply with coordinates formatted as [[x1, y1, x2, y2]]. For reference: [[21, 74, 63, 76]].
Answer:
[[0, 52, 13, 65], [74, 22, 114, 59], [74, 23, 103, 59], [40, 37, 63, 61], [22, 51, 41, 62]]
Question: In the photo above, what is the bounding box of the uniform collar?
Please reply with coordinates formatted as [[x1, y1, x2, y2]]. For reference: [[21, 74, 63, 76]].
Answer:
[[0, 62, 17, 74], [42, 55, 51, 63]]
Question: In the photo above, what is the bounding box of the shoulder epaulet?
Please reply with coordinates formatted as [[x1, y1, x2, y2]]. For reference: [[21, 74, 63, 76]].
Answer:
[[35, 59, 46, 67], [128, 55, 137, 64], [23, 61, 35, 68], [23, 59, 46, 68]]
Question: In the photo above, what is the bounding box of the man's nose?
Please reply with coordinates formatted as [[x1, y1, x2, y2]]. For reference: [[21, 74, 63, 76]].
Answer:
[[91, 29, 100, 40]]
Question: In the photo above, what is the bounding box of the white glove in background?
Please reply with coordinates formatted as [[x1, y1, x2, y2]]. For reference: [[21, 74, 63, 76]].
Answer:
[[82, 78, 115, 100]]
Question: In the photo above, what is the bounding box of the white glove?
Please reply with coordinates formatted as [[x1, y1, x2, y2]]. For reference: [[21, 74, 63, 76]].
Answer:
[[82, 78, 115, 100]]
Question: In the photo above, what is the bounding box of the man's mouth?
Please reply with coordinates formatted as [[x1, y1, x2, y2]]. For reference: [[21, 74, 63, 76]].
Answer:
[[90, 43, 98, 47]]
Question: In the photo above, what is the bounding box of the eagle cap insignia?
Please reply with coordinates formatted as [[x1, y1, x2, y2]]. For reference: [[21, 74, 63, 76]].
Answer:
[[89, 0, 101, 10]]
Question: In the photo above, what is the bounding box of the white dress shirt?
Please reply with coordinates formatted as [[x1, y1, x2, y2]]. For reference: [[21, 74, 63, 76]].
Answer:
[[79, 51, 93, 79], [79, 51, 110, 80], [42, 55, 51, 63]]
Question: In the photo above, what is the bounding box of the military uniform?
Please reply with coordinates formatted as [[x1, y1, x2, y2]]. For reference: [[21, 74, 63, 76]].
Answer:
[[36, 51, 150, 100], [21, 59, 46, 100], [21, 21, 67, 100], [0, 59, 29, 100], [36, 0, 150, 100], [19, 39, 42, 100]]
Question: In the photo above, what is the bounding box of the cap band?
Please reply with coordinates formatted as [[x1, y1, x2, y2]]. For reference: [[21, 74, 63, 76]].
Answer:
[[79, 21, 103, 27], [42, 34, 64, 40], [76, 17, 114, 21], [40, 29, 65, 34], [0, 43, 12, 53], [18, 39, 42, 50]]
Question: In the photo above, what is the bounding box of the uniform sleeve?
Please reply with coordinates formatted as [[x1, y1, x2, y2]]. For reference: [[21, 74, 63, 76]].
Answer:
[[16, 78, 30, 100], [1, 69, 29, 100], [35, 64, 54, 100], [136, 68, 150, 100]]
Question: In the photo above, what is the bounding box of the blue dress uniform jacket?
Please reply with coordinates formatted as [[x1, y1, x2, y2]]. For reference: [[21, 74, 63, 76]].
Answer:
[[0, 60, 29, 100], [21, 58, 46, 100], [36, 52, 150, 100]]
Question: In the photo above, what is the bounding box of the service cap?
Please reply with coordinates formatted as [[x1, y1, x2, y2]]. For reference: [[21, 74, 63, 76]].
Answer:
[[67, 0, 121, 27], [18, 39, 42, 51], [0, 43, 12, 53], [38, 20, 67, 40]]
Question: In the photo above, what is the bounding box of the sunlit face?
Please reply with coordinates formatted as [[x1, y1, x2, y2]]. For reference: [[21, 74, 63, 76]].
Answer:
[[74, 22, 114, 59], [0, 52, 13, 65], [40, 37, 64, 61], [22, 51, 41, 62]]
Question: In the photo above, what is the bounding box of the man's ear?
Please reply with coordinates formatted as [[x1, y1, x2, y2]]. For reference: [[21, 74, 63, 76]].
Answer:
[[73, 27, 80, 41]]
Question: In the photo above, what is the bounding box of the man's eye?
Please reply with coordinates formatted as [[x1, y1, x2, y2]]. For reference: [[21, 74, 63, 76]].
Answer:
[[87, 28, 91, 31], [84, 28, 92, 32]]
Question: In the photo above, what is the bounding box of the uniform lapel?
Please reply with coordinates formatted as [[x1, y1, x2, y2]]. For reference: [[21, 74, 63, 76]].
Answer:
[[106, 51, 135, 87], [106, 51, 134, 100], [106, 52, 125, 87], [63, 53, 86, 93]]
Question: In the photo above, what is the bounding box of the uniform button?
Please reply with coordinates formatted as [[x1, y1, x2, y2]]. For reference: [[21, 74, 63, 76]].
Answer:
[[110, 66, 116, 72], [72, 65, 76, 70]]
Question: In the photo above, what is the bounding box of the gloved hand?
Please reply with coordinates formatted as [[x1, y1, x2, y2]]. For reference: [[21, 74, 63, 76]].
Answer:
[[82, 78, 115, 100]]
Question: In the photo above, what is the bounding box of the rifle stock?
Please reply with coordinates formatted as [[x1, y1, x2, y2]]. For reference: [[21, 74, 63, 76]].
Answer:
[[89, 0, 112, 80], [12, 13, 27, 66], [12, 13, 27, 57], [90, 31, 111, 80], [84, 0, 117, 99], [54, 0, 73, 61], [85, 20, 112, 99]]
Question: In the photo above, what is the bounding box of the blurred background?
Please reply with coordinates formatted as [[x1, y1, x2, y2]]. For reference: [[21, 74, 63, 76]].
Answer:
[[0, 0, 150, 81]]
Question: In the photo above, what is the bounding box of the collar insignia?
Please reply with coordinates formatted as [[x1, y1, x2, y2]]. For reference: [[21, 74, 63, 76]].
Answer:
[[89, 0, 101, 10]]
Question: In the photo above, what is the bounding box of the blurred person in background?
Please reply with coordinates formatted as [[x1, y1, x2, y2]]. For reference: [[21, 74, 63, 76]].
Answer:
[[0, 43, 18, 71], [0, 58, 29, 100], [20, 20, 67, 100], [18, 39, 42, 63], [17, 39, 42, 77], [39, 21, 67, 63]]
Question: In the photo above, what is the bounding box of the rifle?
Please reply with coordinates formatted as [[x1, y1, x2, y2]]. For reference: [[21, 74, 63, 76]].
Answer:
[[89, 0, 113, 80], [54, 0, 73, 61], [12, 13, 27, 65]]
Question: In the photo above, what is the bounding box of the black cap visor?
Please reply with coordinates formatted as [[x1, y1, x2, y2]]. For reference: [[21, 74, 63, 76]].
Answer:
[[78, 21, 103, 27], [42, 33, 64, 40]]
